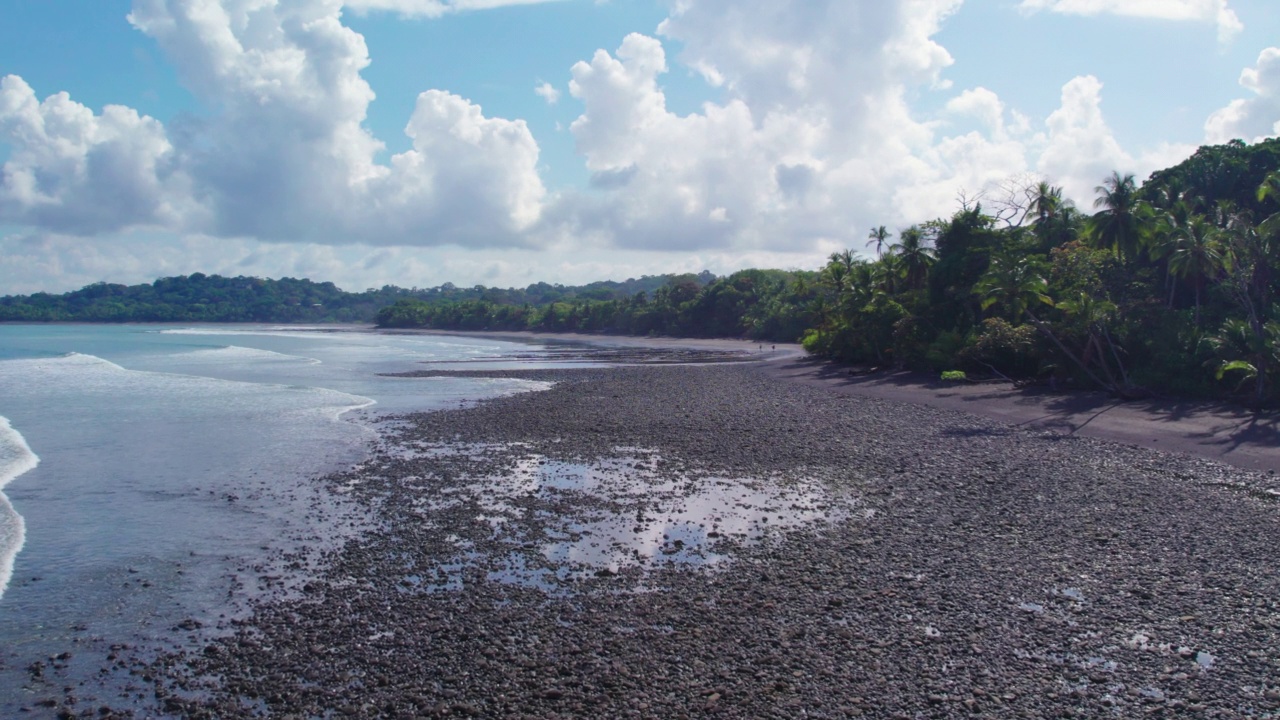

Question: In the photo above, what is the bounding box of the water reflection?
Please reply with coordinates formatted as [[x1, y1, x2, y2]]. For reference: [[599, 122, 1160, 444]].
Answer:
[[410, 444, 853, 589]]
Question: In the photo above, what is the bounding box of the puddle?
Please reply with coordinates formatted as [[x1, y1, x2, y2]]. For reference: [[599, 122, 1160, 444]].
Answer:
[[1058, 587, 1084, 602], [399, 444, 855, 590], [1082, 656, 1118, 672]]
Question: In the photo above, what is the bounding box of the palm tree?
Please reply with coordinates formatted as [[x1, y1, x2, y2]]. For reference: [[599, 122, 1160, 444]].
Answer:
[[1057, 292, 1131, 391], [1025, 181, 1080, 249], [1087, 171, 1152, 262], [1026, 181, 1062, 227], [974, 253, 1052, 323], [975, 255, 1120, 393], [1147, 192, 1198, 306], [872, 252, 904, 296], [1167, 215, 1226, 326], [821, 250, 856, 296], [866, 226, 891, 257], [889, 225, 936, 290], [1206, 318, 1280, 407], [1257, 170, 1280, 206]]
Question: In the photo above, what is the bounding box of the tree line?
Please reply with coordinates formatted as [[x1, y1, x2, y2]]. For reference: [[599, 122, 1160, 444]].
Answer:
[[379, 138, 1280, 405], [804, 138, 1280, 405], [0, 270, 711, 324]]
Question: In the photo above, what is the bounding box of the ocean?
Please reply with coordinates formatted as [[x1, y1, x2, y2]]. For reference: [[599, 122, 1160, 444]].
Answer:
[[0, 324, 553, 712]]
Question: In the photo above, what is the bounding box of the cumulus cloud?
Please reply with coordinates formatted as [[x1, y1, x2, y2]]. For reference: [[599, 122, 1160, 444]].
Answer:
[[0, 0, 1210, 275], [945, 87, 1009, 138], [1033, 76, 1134, 202], [0, 0, 546, 247], [343, 0, 564, 17], [0, 75, 195, 234], [552, 0, 1190, 252], [1018, 0, 1243, 44], [1205, 47, 1280, 143], [534, 81, 561, 104], [550, 1, 978, 253]]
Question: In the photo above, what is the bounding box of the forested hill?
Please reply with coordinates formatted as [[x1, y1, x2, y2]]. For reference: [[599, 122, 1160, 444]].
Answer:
[[0, 272, 709, 323]]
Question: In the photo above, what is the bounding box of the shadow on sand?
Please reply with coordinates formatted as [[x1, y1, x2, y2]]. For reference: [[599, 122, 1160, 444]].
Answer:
[[769, 357, 1280, 469]]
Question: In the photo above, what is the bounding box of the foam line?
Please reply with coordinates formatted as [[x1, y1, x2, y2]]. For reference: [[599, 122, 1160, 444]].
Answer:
[[0, 415, 38, 600]]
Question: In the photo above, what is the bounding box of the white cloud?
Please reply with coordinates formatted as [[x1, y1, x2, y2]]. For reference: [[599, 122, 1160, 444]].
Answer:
[[342, 0, 564, 17], [0, 230, 833, 297], [0, 0, 548, 247], [550, 2, 978, 253], [1018, 0, 1243, 44], [945, 87, 1008, 137], [1032, 75, 1196, 205], [1034, 76, 1134, 203], [556, 0, 1201, 253], [0, 0, 1216, 286], [553, 0, 1192, 253], [1205, 47, 1280, 143], [534, 81, 561, 104], [0, 75, 196, 234]]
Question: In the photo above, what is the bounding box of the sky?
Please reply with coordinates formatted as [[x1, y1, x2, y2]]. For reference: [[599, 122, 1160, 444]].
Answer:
[[1, 0, 1278, 295]]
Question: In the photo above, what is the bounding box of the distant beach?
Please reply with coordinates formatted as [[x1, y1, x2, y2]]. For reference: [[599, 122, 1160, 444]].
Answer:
[[52, 332, 1280, 719]]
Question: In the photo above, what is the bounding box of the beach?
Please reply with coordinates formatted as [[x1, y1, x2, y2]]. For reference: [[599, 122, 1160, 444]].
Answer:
[[27, 338, 1280, 718]]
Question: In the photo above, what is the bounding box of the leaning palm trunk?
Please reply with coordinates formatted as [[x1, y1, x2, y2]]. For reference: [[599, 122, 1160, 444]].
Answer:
[[1099, 324, 1133, 391], [1024, 309, 1115, 393]]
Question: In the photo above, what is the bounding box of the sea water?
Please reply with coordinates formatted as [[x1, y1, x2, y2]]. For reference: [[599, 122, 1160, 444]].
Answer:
[[0, 324, 553, 711]]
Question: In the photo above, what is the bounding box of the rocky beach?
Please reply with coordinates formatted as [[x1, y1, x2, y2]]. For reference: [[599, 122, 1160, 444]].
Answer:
[[24, 345, 1280, 718]]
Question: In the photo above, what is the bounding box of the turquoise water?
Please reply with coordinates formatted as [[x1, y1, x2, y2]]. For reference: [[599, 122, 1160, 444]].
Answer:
[[0, 324, 552, 710]]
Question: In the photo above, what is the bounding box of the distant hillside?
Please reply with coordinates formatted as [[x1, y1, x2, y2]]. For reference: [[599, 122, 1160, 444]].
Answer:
[[0, 271, 714, 323]]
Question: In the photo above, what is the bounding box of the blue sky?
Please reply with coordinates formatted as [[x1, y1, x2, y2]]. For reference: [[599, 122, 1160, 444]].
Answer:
[[1, 0, 1278, 294]]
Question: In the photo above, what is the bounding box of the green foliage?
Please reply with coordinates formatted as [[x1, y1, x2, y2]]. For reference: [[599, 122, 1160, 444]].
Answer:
[[940, 370, 967, 381], [374, 269, 819, 344], [958, 318, 1043, 377]]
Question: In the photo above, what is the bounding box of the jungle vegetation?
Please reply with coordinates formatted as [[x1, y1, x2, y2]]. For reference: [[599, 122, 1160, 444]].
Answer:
[[378, 138, 1280, 405]]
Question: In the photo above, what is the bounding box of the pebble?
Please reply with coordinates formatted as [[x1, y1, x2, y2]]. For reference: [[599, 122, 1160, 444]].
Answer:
[[78, 362, 1280, 719]]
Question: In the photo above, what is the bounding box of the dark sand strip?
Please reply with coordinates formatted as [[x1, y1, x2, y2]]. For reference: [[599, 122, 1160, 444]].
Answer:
[[760, 356, 1280, 475]]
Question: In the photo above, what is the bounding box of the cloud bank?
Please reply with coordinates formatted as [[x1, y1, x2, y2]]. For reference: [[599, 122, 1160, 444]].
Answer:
[[1018, 0, 1243, 44], [0, 0, 1275, 281]]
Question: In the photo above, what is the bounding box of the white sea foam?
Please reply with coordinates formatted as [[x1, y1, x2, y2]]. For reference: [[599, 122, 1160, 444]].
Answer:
[[0, 415, 38, 600], [0, 352, 376, 427], [158, 326, 370, 340], [177, 345, 323, 366], [59, 351, 129, 371]]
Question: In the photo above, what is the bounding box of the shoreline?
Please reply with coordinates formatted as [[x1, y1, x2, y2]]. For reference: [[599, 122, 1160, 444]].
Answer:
[[107, 357, 1280, 718], [391, 328, 1280, 475]]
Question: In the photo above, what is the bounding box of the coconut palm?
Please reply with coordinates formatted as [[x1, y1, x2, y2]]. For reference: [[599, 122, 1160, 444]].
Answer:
[[1206, 318, 1280, 407], [1087, 171, 1153, 262], [888, 225, 936, 290], [975, 255, 1125, 393], [1025, 181, 1063, 226], [866, 226, 891, 257], [974, 253, 1052, 323], [1057, 292, 1131, 391], [1026, 181, 1080, 249], [872, 252, 904, 296], [1167, 215, 1226, 326]]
